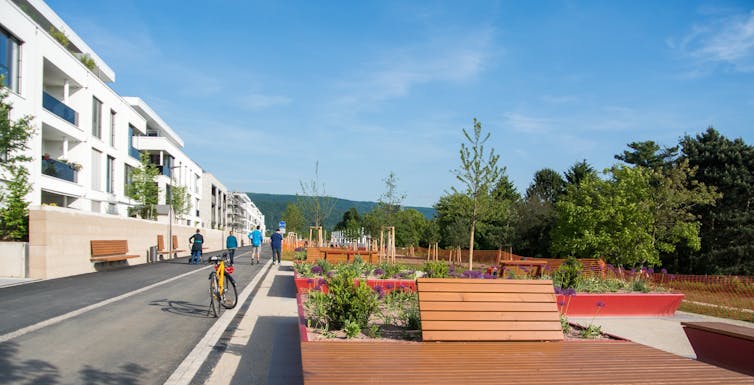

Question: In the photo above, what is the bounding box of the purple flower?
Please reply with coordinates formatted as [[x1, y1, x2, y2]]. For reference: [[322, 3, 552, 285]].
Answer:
[[306, 278, 314, 284], [565, 288, 576, 296], [311, 265, 323, 275], [660, 268, 668, 275], [483, 273, 493, 279], [558, 300, 566, 307], [374, 285, 385, 299], [647, 267, 654, 274], [596, 301, 606, 308], [385, 283, 394, 290], [373, 268, 384, 276], [554, 287, 564, 295], [326, 271, 335, 278]]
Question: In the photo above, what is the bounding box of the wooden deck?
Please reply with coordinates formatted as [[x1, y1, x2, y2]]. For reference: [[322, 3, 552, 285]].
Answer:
[[300, 340, 754, 384]]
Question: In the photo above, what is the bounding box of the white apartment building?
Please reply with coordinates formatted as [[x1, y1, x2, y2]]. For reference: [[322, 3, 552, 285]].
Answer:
[[1, 0, 147, 216], [228, 192, 265, 236], [126, 97, 203, 227], [200, 172, 228, 231]]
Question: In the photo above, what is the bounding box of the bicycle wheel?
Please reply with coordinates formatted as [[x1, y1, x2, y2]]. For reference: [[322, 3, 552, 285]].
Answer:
[[220, 274, 238, 309], [208, 271, 220, 317]]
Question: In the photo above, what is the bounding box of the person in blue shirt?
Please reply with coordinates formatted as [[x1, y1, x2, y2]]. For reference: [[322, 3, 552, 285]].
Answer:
[[270, 228, 283, 265], [248, 225, 263, 265], [225, 230, 238, 265]]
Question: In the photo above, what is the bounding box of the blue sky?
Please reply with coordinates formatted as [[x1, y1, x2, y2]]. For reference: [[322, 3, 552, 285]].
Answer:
[[47, 1, 754, 207]]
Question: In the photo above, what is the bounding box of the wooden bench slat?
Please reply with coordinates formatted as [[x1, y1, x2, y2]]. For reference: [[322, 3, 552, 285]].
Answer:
[[421, 311, 561, 321], [90, 255, 140, 262], [419, 301, 558, 312], [172, 235, 187, 252], [419, 292, 556, 303], [418, 282, 556, 293], [422, 330, 565, 341], [422, 320, 563, 331]]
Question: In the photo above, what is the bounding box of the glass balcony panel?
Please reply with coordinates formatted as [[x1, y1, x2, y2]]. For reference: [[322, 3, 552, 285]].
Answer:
[[42, 158, 77, 183], [42, 91, 78, 126]]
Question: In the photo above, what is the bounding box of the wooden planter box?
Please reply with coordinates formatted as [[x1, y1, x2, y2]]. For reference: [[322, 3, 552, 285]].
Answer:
[[293, 272, 416, 294], [682, 321, 754, 376], [557, 292, 684, 317]]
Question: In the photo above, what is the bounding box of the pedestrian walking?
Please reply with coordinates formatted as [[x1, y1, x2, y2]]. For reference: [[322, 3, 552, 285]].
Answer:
[[270, 228, 283, 265], [248, 225, 263, 264], [189, 229, 204, 264], [226, 230, 238, 265]]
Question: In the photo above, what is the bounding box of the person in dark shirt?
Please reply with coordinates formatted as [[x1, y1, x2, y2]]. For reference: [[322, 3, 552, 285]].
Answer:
[[189, 229, 204, 264], [270, 228, 283, 265]]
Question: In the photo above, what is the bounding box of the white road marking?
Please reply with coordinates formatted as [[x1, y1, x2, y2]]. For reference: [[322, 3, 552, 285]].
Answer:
[[164, 260, 273, 385], [0, 265, 212, 344]]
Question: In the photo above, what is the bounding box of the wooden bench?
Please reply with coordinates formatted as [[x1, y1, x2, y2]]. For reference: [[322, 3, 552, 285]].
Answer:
[[499, 259, 548, 278], [682, 321, 754, 376], [90, 240, 140, 263], [171, 235, 187, 254], [542, 258, 606, 277], [417, 278, 563, 342]]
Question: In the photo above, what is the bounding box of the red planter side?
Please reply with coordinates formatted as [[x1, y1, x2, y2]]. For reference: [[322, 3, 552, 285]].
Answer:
[[557, 293, 684, 316], [293, 273, 416, 294], [683, 327, 754, 376]]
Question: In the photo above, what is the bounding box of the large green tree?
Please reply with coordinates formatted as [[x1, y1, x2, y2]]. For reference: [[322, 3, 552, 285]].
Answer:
[[451, 118, 502, 269], [393, 208, 429, 247], [551, 165, 657, 267], [513, 168, 565, 257], [334, 207, 364, 243], [434, 192, 472, 249], [0, 82, 35, 241], [680, 127, 754, 274]]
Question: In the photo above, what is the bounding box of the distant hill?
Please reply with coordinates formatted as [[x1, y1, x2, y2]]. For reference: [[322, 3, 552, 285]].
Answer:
[[246, 192, 435, 231]]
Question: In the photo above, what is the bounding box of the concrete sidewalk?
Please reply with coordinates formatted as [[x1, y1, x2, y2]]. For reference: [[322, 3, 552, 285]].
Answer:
[[197, 261, 303, 385], [570, 311, 754, 359]]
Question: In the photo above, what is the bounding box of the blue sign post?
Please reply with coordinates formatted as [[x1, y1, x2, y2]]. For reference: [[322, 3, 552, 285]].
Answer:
[[279, 221, 286, 234]]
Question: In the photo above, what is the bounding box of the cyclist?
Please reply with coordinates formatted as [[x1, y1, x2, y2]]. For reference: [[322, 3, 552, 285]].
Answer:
[[189, 229, 203, 264], [248, 225, 262, 265]]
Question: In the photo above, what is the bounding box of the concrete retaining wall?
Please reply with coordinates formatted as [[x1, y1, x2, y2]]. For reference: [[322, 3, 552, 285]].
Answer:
[[28, 205, 225, 279], [0, 241, 28, 278]]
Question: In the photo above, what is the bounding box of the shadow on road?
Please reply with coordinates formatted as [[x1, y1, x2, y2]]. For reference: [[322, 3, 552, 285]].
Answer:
[[267, 274, 296, 299], [149, 299, 213, 318], [0, 341, 60, 384], [79, 363, 148, 385]]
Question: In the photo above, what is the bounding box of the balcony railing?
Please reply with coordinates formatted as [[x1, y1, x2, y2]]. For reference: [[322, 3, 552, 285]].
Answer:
[[42, 158, 77, 183], [42, 91, 78, 126]]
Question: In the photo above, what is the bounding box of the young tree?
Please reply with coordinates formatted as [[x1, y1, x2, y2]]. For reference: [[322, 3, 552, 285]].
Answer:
[[451, 118, 502, 269], [0, 81, 35, 241], [297, 161, 336, 229], [393, 208, 429, 247], [169, 184, 190, 220], [334, 207, 363, 243], [127, 152, 160, 220], [281, 202, 306, 235], [377, 171, 405, 226]]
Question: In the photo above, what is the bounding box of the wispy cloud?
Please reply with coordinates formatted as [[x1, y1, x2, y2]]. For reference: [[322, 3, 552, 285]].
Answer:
[[240, 93, 292, 110], [503, 112, 555, 134], [333, 26, 496, 108], [670, 10, 754, 73]]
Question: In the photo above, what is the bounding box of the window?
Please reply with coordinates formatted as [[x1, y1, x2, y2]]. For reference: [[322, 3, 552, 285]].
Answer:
[[109, 110, 116, 147], [106, 155, 115, 193], [124, 164, 133, 196], [0, 26, 20, 93], [92, 97, 103, 138], [91, 149, 102, 191], [128, 124, 139, 159]]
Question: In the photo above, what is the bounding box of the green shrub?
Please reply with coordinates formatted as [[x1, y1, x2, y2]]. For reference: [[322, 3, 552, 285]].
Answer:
[[422, 261, 449, 278], [326, 270, 378, 329], [343, 319, 361, 338], [555, 256, 583, 289]]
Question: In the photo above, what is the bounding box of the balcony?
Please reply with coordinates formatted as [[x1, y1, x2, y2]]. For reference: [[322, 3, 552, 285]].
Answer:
[[42, 91, 78, 126], [42, 158, 77, 183]]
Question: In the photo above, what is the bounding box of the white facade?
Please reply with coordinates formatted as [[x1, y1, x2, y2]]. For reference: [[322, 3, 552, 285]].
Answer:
[[200, 172, 228, 231], [1, 0, 147, 216], [228, 192, 265, 236], [126, 97, 203, 227]]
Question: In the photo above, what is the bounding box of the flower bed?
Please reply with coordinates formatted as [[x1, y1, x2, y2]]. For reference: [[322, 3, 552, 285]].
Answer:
[[557, 292, 684, 316], [293, 271, 416, 294]]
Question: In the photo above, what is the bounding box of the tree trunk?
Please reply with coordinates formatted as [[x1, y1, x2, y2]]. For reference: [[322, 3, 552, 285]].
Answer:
[[468, 220, 475, 270]]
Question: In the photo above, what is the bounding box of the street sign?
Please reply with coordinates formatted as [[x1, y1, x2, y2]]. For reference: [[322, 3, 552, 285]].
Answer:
[[279, 221, 286, 228]]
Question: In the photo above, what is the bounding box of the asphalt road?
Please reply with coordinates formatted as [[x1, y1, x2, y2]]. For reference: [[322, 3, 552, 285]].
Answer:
[[0, 246, 270, 385]]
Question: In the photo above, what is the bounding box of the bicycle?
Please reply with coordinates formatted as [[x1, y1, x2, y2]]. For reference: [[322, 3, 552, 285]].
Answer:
[[207, 251, 238, 317]]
